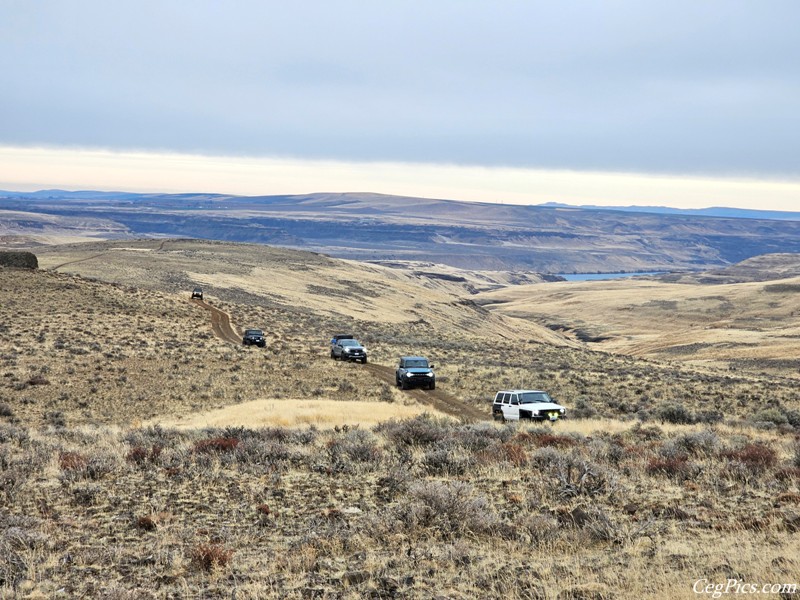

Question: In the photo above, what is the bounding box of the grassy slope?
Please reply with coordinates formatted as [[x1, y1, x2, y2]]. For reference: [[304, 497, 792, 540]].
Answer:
[[1, 240, 799, 599], [477, 274, 800, 377]]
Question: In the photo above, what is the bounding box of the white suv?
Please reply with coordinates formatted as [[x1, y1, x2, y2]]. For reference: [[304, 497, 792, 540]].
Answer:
[[492, 390, 566, 422]]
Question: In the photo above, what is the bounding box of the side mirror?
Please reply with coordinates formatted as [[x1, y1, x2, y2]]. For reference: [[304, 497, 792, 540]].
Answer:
[[430, 364, 435, 369]]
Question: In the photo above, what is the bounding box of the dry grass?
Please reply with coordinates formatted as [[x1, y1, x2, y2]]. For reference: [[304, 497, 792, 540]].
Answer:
[[1, 239, 799, 598], [153, 398, 440, 429], [477, 275, 800, 377], [1, 418, 798, 598]]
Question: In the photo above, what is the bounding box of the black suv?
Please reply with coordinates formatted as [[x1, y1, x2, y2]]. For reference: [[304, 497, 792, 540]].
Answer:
[[242, 329, 266, 347], [191, 287, 203, 300], [332, 338, 368, 363], [396, 356, 436, 390]]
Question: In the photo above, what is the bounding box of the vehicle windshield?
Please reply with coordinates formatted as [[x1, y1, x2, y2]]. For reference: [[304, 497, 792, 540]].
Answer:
[[340, 339, 360, 346], [246, 330, 263, 336], [519, 392, 552, 404], [405, 359, 428, 368]]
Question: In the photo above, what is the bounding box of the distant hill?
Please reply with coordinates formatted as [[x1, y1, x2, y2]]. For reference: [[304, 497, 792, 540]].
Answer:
[[540, 202, 800, 221], [3, 189, 800, 273]]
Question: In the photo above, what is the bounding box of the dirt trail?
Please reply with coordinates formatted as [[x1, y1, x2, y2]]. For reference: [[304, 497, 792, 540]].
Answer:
[[49, 253, 108, 271], [191, 299, 241, 343], [193, 300, 487, 422], [364, 363, 487, 423]]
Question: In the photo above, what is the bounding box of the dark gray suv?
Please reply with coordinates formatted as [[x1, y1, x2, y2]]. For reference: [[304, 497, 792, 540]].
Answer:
[[332, 338, 368, 363], [396, 356, 435, 390]]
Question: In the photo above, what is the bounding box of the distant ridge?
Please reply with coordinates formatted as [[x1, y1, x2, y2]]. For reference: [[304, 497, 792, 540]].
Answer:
[[3, 189, 800, 272], [539, 202, 800, 222]]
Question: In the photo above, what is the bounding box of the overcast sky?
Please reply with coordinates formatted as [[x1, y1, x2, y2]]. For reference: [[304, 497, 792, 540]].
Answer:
[[2, 1, 800, 209]]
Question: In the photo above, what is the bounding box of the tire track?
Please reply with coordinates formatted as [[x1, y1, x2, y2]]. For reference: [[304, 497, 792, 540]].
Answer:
[[191, 298, 241, 344], [49, 252, 108, 271], [364, 363, 487, 423]]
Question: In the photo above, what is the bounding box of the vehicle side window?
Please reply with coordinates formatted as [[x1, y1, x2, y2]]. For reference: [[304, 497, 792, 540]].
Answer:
[[501, 393, 510, 404], [493, 394, 501, 404], [511, 394, 519, 406]]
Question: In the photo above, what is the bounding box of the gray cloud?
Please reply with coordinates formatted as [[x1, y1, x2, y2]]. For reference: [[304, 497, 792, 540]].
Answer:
[[2, 0, 799, 176]]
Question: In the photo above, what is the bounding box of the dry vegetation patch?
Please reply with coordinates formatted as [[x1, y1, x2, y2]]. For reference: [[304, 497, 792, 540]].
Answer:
[[2, 240, 800, 598], [1, 418, 798, 598]]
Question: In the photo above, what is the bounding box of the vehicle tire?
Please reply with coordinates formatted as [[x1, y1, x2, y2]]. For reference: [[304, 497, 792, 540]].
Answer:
[[429, 381, 436, 390], [401, 379, 409, 390], [396, 376, 401, 387], [330, 351, 335, 359], [361, 357, 367, 364]]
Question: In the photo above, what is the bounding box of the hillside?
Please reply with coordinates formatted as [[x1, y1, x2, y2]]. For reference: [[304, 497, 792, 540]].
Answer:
[[2, 239, 797, 429], [2, 240, 800, 598], [477, 253, 800, 377], [3, 190, 800, 272]]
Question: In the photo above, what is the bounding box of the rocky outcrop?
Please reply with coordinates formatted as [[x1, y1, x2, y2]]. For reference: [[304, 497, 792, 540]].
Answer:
[[0, 251, 38, 269]]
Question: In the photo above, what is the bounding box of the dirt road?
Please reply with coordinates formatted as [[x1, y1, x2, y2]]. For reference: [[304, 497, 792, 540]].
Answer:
[[364, 363, 487, 423], [49, 252, 108, 271], [193, 299, 487, 422], [191, 298, 241, 344]]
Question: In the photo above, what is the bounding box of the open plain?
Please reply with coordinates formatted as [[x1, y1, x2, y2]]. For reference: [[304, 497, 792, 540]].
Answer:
[[1, 239, 799, 599]]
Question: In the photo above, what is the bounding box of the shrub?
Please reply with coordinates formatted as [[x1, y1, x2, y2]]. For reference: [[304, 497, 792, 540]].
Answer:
[[193, 437, 240, 454], [59, 451, 88, 471], [375, 413, 451, 447], [0, 402, 14, 418], [749, 409, 789, 427], [647, 456, 692, 480], [721, 444, 777, 471], [570, 397, 597, 419], [533, 433, 579, 449], [126, 444, 163, 465], [395, 481, 498, 539], [672, 430, 719, 457], [26, 374, 49, 386], [656, 404, 695, 425], [422, 445, 474, 476], [190, 543, 233, 572], [136, 515, 158, 531]]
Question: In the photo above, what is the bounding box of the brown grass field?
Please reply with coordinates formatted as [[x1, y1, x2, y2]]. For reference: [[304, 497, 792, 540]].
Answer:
[[1, 239, 799, 599]]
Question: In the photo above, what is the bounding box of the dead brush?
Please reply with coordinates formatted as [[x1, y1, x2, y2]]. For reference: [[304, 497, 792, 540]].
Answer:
[[646, 455, 692, 480], [501, 442, 528, 467], [59, 451, 88, 471], [533, 433, 579, 449], [193, 436, 240, 454], [557, 458, 610, 498], [720, 443, 777, 472], [126, 444, 163, 466], [190, 542, 233, 572]]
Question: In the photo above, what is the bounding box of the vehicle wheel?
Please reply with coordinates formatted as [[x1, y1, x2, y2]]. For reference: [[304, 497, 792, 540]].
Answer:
[[401, 379, 409, 390], [361, 358, 367, 364], [429, 381, 436, 390], [330, 351, 335, 359], [396, 376, 401, 387]]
